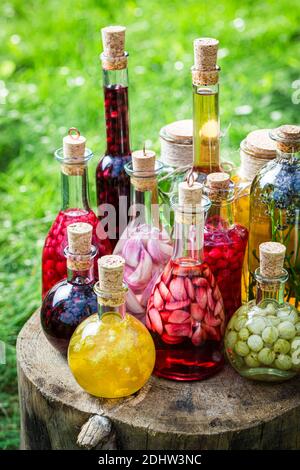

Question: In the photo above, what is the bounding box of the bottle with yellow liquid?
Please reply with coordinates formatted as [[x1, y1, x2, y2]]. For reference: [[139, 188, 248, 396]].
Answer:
[[233, 129, 277, 303], [68, 255, 156, 398]]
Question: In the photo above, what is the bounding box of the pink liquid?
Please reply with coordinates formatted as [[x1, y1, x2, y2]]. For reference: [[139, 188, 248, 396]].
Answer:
[[146, 258, 225, 381], [204, 218, 248, 319], [96, 85, 131, 249], [42, 209, 111, 298]]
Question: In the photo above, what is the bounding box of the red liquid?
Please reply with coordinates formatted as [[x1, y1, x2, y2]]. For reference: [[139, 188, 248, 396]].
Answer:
[[42, 209, 111, 298], [146, 258, 225, 380], [96, 85, 131, 249], [204, 218, 248, 319]]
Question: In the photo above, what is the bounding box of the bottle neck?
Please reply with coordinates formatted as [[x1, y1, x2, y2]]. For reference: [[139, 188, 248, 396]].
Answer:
[[102, 68, 131, 157], [276, 148, 300, 163], [206, 197, 235, 229], [94, 282, 127, 320], [172, 210, 204, 261], [61, 167, 91, 212], [66, 247, 97, 285], [255, 268, 288, 305], [129, 181, 160, 227], [193, 82, 220, 175], [67, 264, 95, 285]]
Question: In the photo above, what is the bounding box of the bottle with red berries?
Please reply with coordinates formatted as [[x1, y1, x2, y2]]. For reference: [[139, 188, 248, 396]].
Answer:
[[96, 26, 131, 249], [41, 222, 98, 355], [41, 128, 111, 298], [203, 172, 248, 319], [146, 179, 225, 381]]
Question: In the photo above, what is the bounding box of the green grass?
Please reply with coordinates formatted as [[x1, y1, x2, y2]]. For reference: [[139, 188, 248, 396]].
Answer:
[[0, 0, 299, 449]]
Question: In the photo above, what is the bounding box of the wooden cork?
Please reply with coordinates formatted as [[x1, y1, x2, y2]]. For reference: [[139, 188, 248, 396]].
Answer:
[[176, 181, 204, 234], [101, 26, 127, 70], [62, 128, 87, 176], [259, 242, 286, 278], [271, 125, 300, 153], [131, 149, 157, 191], [207, 172, 230, 189], [178, 181, 203, 205], [67, 223, 93, 271], [194, 38, 219, 70], [98, 255, 125, 293]]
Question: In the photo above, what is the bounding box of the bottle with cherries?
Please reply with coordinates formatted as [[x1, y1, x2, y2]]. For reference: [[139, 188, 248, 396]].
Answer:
[[203, 172, 248, 319], [41, 128, 111, 298], [96, 26, 131, 249], [146, 180, 225, 381], [114, 149, 172, 320], [41, 223, 98, 355]]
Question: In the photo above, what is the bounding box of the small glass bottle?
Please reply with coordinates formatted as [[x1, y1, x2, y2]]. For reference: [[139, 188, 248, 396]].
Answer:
[[68, 255, 156, 398], [249, 125, 300, 308], [114, 149, 172, 319], [41, 223, 98, 355], [192, 38, 221, 183], [232, 129, 277, 303], [225, 242, 300, 382], [147, 180, 225, 381], [203, 173, 248, 319], [41, 128, 111, 298], [96, 26, 131, 249]]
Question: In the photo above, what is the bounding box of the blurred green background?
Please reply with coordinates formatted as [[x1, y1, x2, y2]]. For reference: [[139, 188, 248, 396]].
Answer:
[[0, 0, 299, 449]]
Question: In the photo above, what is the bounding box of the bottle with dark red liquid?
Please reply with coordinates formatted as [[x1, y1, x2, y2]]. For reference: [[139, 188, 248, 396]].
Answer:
[[41, 128, 111, 298], [146, 180, 225, 381], [41, 222, 98, 355], [203, 173, 248, 319], [96, 26, 131, 249]]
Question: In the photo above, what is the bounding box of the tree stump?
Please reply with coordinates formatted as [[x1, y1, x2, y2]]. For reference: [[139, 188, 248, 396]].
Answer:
[[17, 310, 300, 450]]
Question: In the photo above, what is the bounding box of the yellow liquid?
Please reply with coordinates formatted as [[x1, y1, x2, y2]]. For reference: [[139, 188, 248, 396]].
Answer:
[[68, 312, 156, 398]]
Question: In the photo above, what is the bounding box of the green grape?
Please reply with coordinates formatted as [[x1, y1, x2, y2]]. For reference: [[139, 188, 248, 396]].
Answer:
[[258, 347, 275, 365], [247, 317, 266, 335], [278, 321, 296, 340], [291, 338, 300, 351], [273, 339, 290, 354], [291, 349, 300, 367], [295, 323, 300, 335], [234, 341, 250, 357], [226, 331, 238, 349], [262, 326, 278, 344], [239, 327, 250, 341], [263, 303, 276, 315], [274, 354, 292, 371], [277, 309, 298, 324], [247, 334, 263, 352], [268, 316, 281, 327], [245, 352, 260, 368], [234, 316, 247, 332]]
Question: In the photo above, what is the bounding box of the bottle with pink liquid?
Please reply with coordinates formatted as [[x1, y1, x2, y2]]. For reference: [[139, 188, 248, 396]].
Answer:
[[114, 149, 172, 320], [96, 26, 131, 249], [203, 173, 248, 319], [41, 128, 111, 299], [147, 180, 225, 381]]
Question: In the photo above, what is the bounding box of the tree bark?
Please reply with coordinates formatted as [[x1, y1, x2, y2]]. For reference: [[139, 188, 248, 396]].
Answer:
[[17, 310, 300, 450]]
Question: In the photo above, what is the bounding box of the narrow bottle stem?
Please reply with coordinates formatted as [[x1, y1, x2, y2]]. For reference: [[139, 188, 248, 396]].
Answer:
[[61, 168, 90, 211], [172, 217, 204, 261], [67, 265, 95, 285], [97, 300, 126, 320], [255, 269, 288, 305], [130, 184, 160, 227]]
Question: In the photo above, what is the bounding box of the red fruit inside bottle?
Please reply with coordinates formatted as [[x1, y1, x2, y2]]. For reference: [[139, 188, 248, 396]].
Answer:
[[204, 217, 248, 319], [146, 258, 225, 381]]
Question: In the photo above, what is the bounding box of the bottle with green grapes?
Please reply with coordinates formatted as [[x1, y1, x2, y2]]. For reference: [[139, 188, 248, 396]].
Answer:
[[225, 241, 300, 382]]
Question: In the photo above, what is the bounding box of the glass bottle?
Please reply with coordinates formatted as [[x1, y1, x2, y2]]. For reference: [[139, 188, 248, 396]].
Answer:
[[114, 149, 172, 320], [146, 180, 225, 381], [192, 38, 221, 183], [41, 223, 98, 355], [41, 128, 111, 299], [248, 125, 300, 308], [96, 26, 131, 249], [225, 241, 300, 382], [203, 172, 248, 319], [232, 129, 277, 303], [68, 255, 156, 398]]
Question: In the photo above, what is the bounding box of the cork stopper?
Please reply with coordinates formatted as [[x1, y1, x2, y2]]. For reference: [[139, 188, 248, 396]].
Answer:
[[270, 124, 300, 153], [98, 255, 125, 293], [194, 38, 219, 70], [178, 181, 203, 205], [259, 242, 286, 278], [101, 26, 127, 70], [66, 223, 93, 270], [61, 128, 87, 176], [206, 172, 230, 189], [131, 148, 157, 191]]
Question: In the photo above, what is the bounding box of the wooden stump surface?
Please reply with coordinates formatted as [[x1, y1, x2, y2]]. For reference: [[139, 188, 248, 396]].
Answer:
[[17, 310, 300, 450]]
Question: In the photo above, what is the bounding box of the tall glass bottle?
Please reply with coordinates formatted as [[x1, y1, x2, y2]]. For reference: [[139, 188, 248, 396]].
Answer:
[[41, 128, 111, 298], [68, 255, 156, 398], [192, 38, 221, 183], [114, 149, 172, 319], [225, 241, 300, 382], [96, 26, 131, 249], [41, 223, 98, 354], [147, 180, 225, 381], [249, 125, 300, 308], [203, 173, 248, 319]]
